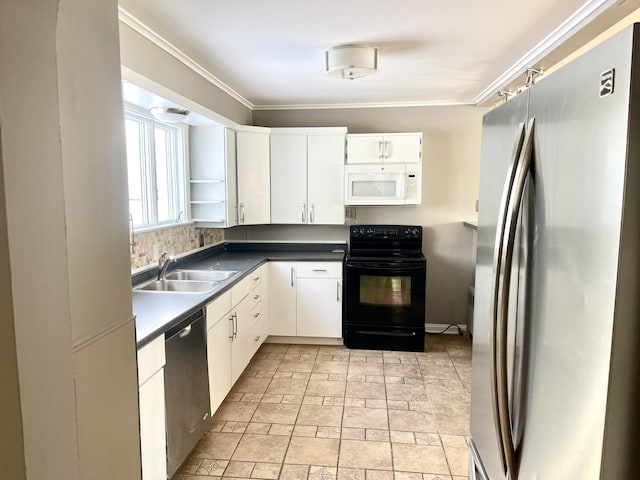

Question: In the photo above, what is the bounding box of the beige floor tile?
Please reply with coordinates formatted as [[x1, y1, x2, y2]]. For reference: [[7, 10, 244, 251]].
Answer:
[[317, 426, 341, 438], [342, 407, 389, 430], [414, 433, 442, 446], [366, 429, 390, 442], [365, 399, 387, 409], [265, 378, 308, 396], [388, 410, 437, 433], [297, 404, 343, 427], [232, 434, 290, 463], [280, 464, 309, 480], [391, 443, 449, 474], [309, 466, 338, 480], [195, 458, 228, 476], [383, 364, 422, 378], [313, 361, 349, 374], [259, 344, 289, 353], [348, 363, 384, 376], [191, 432, 242, 460], [432, 404, 471, 436], [346, 382, 386, 400], [287, 345, 320, 355], [427, 385, 471, 406], [213, 402, 259, 423], [345, 398, 366, 407], [440, 434, 468, 448], [365, 470, 393, 480], [232, 377, 272, 394], [251, 462, 281, 479], [390, 430, 415, 443], [385, 384, 428, 402], [339, 440, 392, 470], [224, 460, 255, 477], [305, 380, 347, 397], [444, 445, 469, 477], [268, 424, 294, 436], [341, 427, 365, 440], [277, 359, 316, 373], [293, 425, 317, 437], [338, 467, 365, 480], [246, 357, 282, 372], [251, 403, 300, 424], [284, 437, 340, 466], [245, 422, 271, 434], [393, 472, 423, 480]]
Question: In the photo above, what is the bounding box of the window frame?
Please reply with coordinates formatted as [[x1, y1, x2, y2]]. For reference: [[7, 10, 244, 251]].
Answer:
[[124, 103, 189, 231]]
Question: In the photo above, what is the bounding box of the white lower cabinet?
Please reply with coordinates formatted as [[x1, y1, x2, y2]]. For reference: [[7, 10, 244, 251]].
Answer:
[[206, 265, 267, 415], [137, 336, 166, 480], [269, 261, 342, 338], [206, 290, 233, 414]]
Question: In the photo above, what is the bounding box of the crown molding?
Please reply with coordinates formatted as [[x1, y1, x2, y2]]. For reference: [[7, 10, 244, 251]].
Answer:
[[252, 100, 476, 111], [474, 0, 618, 104], [118, 7, 255, 110]]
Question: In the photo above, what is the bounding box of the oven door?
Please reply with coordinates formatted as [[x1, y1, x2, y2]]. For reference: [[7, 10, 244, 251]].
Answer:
[[345, 260, 425, 327]]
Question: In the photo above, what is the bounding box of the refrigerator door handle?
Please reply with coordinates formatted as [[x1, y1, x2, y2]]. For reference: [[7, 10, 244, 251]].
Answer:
[[490, 122, 526, 474], [496, 117, 535, 480]]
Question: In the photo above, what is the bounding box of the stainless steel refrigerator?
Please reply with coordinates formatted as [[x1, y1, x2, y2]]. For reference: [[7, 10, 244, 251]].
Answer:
[[469, 24, 640, 480]]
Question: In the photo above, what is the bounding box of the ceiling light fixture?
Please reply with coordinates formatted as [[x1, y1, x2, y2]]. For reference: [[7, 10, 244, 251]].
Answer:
[[149, 106, 190, 123], [325, 44, 378, 80]]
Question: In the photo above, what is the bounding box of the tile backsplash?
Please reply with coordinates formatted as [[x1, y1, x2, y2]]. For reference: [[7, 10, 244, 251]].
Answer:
[[130, 224, 224, 271]]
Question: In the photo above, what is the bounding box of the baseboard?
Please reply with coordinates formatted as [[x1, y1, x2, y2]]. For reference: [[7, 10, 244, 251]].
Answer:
[[265, 336, 344, 345], [425, 323, 468, 335]]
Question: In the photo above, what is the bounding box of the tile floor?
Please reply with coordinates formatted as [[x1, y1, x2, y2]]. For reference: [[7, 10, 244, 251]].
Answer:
[[173, 334, 472, 480]]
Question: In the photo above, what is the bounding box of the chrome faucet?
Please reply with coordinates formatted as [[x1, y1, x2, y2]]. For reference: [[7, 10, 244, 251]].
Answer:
[[158, 252, 177, 280]]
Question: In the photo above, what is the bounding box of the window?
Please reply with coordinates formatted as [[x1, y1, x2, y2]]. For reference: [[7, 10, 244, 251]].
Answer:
[[124, 104, 188, 229]]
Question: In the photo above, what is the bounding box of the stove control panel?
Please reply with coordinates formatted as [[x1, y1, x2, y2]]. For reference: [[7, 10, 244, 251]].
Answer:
[[350, 225, 422, 240]]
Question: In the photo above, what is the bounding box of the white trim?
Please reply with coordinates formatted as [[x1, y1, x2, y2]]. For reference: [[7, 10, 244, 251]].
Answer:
[[118, 7, 255, 110], [474, 0, 618, 105], [253, 100, 475, 111], [73, 316, 136, 353]]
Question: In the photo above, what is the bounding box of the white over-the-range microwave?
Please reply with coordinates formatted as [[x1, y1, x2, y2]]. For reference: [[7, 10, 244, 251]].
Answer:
[[344, 163, 422, 205]]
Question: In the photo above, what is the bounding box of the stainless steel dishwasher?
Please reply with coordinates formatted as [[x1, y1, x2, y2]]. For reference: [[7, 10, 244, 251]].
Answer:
[[164, 308, 210, 478]]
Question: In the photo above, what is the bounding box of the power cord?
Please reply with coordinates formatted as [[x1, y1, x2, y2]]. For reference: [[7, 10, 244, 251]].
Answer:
[[427, 324, 465, 335]]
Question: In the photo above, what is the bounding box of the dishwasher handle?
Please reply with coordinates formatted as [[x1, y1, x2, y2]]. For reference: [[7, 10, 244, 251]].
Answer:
[[165, 309, 205, 341]]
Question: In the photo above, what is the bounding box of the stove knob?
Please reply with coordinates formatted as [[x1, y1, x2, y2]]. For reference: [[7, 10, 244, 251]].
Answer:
[[412, 228, 420, 237], [359, 227, 366, 235]]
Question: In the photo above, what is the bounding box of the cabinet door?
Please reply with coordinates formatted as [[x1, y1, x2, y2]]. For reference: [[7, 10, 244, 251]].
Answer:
[[237, 130, 270, 225], [384, 134, 422, 163], [207, 314, 233, 414], [139, 370, 166, 480], [268, 262, 297, 336], [232, 294, 258, 383], [346, 134, 384, 163], [224, 129, 238, 227], [308, 134, 345, 225], [271, 134, 308, 224], [296, 278, 343, 337]]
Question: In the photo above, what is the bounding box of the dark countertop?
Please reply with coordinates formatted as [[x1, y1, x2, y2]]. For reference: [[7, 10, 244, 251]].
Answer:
[[133, 242, 346, 349]]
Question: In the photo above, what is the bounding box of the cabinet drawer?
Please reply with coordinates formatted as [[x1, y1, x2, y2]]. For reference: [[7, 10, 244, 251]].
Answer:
[[206, 290, 232, 330], [249, 300, 262, 328], [232, 265, 263, 305], [137, 336, 166, 386], [296, 262, 342, 278], [247, 282, 262, 311]]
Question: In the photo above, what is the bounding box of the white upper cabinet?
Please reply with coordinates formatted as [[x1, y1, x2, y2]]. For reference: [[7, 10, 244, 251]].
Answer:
[[347, 133, 422, 164], [237, 128, 271, 225], [270, 128, 346, 225], [189, 127, 238, 227]]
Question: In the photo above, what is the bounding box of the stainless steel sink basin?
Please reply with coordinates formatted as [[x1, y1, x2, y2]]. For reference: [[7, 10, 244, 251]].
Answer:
[[134, 279, 218, 294], [165, 270, 238, 282]]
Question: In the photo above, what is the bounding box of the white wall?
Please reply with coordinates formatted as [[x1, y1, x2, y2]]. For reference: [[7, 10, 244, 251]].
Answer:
[[0, 1, 141, 478], [253, 106, 486, 328]]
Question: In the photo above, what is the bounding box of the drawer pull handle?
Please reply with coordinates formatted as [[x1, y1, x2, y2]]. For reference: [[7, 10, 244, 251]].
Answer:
[[253, 294, 260, 300], [254, 335, 260, 342], [312, 269, 328, 272], [253, 276, 260, 281], [253, 312, 260, 318]]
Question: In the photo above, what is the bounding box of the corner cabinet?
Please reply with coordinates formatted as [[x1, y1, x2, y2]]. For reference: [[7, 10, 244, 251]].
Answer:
[[268, 261, 342, 338], [347, 133, 422, 164], [137, 337, 167, 480], [189, 126, 238, 227], [270, 128, 347, 225], [236, 128, 271, 225]]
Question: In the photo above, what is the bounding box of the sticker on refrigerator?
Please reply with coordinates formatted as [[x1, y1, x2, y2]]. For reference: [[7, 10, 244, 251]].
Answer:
[[600, 69, 615, 97]]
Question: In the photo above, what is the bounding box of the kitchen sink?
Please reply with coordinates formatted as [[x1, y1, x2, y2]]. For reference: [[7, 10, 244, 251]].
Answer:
[[165, 270, 238, 282], [134, 279, 218, 294]]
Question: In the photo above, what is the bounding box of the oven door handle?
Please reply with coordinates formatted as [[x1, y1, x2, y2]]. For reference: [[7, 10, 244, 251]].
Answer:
[[346, 262, 425, 271]]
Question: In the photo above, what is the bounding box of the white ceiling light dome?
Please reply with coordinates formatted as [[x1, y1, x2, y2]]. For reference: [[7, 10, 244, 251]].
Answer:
[[149, 106, 190, 123], [325, 44, 378, 80]]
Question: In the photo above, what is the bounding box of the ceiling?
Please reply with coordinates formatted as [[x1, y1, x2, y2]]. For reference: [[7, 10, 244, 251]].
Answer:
[[118, 0, 639, 110]]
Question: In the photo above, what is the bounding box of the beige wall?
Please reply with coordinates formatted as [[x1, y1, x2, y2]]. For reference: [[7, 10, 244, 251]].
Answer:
[[253, 106, 486, 328], [119, 22, 252, 126], [1, 1, 141, 478]]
